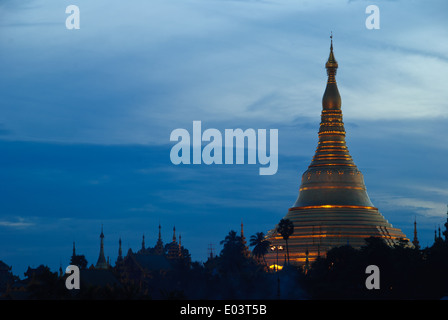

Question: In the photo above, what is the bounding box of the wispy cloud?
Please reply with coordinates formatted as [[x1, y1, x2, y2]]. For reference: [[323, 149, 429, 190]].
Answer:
[[0, 0, 446, 145], [0, 217, 34, 229], [374, 194, 446, 219]]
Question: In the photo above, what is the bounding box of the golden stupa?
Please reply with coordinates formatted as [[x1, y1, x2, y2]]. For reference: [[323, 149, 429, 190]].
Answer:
[[265, 37, 409, 268]]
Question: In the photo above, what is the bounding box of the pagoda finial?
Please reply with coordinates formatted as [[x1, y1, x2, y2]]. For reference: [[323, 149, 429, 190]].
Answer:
[[322, 34, 341, 110]]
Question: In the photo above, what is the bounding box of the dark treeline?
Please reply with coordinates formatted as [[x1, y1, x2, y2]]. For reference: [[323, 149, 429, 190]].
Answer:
[[2, 231, 448, 300]]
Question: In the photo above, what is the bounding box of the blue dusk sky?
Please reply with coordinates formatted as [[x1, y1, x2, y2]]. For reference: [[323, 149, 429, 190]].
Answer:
[[0, 0, 447, 277]]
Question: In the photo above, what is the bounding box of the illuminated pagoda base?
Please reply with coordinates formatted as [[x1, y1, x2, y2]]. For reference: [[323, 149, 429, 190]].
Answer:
[[265, 36, 409, 270], [266, 205, 408, 268]]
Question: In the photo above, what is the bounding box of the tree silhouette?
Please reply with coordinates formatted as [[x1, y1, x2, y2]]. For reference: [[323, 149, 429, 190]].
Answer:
[[219, 230, 247, 273], [220, 230, 241, 248], [249, 232, 271, 268], [70, 254, 88, 270], [277, 219, 294, 264]]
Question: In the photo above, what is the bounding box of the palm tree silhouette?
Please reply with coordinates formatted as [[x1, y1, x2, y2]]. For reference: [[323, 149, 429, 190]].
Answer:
[[277, 219, 294, 265], [220, 230, 241, 248], [219, 230, 247, 272], [249, 232, 271, 268]]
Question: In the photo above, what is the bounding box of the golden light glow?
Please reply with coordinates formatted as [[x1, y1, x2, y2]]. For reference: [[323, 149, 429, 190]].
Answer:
[[312, 159, 352, 163], [315, 151, 349, 154], [313, 156, 352, 160], [317, 145, 348, 149], [270, 233, 407, 241], [318, 140, 345, 144], [299, 186, 365, 191], [318, 131, 346, 135], [322, 110, 342, 114], [321, 118, 341, 122], [269, 264, 283, 271], [320, 122, 344, 127], [313, 153, 350, 157], [289, 205, 378, 211]]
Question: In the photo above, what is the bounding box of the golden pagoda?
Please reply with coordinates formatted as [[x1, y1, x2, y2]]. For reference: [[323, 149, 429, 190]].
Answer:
[[265, 36, 409, 268]]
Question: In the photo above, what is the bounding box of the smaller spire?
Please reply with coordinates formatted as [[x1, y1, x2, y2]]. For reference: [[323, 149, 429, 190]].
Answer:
[[59, 261, 63, 277], [208, 244, 214, 260], [241, 220, 246, 245], [117, 238, 123, 261], [155, 223, 164, 255], [95, 225, 108, 270], [412, 217, 420, 250]]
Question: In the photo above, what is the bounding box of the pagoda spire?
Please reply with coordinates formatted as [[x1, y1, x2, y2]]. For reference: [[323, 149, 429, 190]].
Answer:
[[305, 35, 357, 170], [95, 225, 108, 269], [264, 36, 409, 268], [117, 238, 123, 262], [412, 218, 420, 249], [293, 35, 372, 207], [241, 220, 247, 247], [155, 223, 164, 255], [322, 32, 341, 110]]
